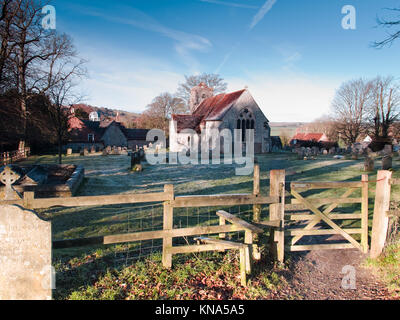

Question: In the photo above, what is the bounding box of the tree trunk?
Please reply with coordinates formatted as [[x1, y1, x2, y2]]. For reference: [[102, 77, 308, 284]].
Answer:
[[58, 134, 62, 165]]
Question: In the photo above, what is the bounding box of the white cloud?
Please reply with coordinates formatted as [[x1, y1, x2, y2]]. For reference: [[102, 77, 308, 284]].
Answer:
[[227, 73, 341, 122], [80, 6, 211, 72], [249, 0, 277, 30], [76, 47, 184, 111]]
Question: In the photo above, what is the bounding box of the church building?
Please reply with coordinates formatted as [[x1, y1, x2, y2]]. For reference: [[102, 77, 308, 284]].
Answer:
[[169, 83, 272, 154]]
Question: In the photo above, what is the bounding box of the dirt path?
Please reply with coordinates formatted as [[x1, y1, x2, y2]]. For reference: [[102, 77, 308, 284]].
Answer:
[[267, 249, 396, 300]]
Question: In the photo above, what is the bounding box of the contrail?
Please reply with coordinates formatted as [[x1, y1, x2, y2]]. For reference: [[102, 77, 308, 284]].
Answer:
[[200, 0, 259, 9], [249, 0, 277, 30]]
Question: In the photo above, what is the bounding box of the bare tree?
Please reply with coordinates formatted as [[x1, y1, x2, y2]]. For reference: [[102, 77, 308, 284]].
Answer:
[[176, 73, 227, 108], [331, 79, 372, 146], [368, 76, 400, 143], [139, 92, 185, 134], [7, 0, 56, 151], [373, 7, 400, 48], [279, 129, 291, 147], [40, 34, 87, 164], [0, 0, 19, 90], [298, 115, 340, 143]]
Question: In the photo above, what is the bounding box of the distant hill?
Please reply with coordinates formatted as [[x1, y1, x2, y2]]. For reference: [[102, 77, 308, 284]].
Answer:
[[269, 122, 307, 137], [71, 104, 140, 128]]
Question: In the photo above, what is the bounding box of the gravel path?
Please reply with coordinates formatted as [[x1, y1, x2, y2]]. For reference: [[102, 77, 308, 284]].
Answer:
[[268, 248, 396, 300]]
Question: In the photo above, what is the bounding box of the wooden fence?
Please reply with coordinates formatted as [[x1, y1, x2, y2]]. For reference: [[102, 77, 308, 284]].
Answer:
[[2, 165, 282, 285], [3, 165, 396, 287], [1, 148, 30, 165]]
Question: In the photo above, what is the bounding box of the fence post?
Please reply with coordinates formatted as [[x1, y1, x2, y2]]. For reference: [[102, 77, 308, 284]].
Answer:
[[253, 163, 261, 222], [370, 170, 392, 259], [252, 163, 261, 260], [361, 174, 369, 253], [269, 169, 285, 263], [162, 184, 174, 268]]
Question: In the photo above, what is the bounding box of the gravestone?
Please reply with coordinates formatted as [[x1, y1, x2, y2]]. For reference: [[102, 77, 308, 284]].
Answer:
[[131, 152, 142, 172], [90, 145, 96, 154], [382, 155, 392, 170], [66, 148, 72, 156], [382, 144, 393, 170], [139, 148, 145, 160], [112, 146, 119, 155], [384, 144, 392, 154], [0, 205, 52, 300], [0, 166, 22, 200], [80, 148, 88, 156], [364, 155, 374, 172], [312, 146, 318, 156], [323, 149, 328, 155]]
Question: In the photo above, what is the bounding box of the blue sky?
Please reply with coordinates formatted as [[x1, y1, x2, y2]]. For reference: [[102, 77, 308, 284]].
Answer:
[[52, 0, 400, 122]]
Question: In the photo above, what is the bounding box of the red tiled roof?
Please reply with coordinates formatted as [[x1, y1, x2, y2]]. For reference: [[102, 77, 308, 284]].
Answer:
[[171, 114, 204, 133], [172, 89, 246, 132], [67, 117, 105, 143], [291, 133, 327, 142]]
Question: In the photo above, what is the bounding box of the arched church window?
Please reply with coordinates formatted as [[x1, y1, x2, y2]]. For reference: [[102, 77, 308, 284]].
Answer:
[[237, 119, 241, 129], [251, 120, 255, 129]]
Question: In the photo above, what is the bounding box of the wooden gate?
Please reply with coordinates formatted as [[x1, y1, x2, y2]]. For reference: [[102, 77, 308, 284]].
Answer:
[[284, 176, 369, 253]]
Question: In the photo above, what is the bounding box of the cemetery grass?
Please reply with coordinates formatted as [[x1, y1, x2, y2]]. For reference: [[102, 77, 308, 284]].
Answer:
[[19, 153, 400, 300]]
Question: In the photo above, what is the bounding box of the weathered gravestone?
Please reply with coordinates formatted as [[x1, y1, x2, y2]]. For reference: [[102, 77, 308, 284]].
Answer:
[[382, 145, 393, 170], [0, 165, 22, 200], [364, 155, 374, 172], [382, 155, 392, 170], [80, 147, 88, 156], [66, 148, 72, 156], [0, 205, 53, 300], [139, 148, 145, 160], [131, 152, 142, 172]]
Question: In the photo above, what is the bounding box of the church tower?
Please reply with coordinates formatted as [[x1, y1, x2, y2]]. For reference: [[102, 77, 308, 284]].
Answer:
[[189, 82, 214, 113]]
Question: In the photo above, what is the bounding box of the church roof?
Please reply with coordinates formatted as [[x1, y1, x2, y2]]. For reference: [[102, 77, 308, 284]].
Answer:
[[172, 89, 246, 133]]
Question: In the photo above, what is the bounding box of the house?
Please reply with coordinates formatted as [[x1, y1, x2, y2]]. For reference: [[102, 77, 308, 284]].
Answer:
[[65, 115, 152, 152], [290, 132, 329, 146], [169, 83, 272, 154]]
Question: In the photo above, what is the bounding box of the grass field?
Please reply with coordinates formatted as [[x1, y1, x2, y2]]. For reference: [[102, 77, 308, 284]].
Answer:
[[18, 152, 400, 299]]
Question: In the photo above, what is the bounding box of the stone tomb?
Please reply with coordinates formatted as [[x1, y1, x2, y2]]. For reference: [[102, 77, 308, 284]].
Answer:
[[0, 165, 84, 198], [0, 205, 52, 300]]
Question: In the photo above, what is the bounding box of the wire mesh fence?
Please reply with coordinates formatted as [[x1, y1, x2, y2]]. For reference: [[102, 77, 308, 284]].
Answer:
[[113, 203, 271, 267]]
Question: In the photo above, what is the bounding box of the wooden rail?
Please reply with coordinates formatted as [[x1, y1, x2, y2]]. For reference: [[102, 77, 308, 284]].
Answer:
[[1, 148, 30, 165]]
